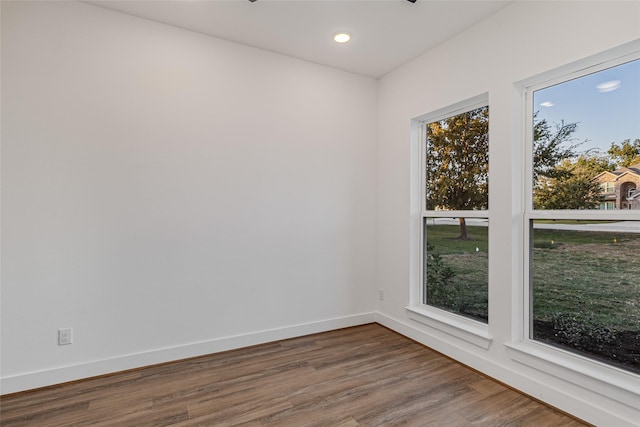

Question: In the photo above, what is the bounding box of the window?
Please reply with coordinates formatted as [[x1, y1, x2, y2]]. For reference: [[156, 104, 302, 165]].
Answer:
[[600, 182, 615, 193], [420, 99, 489, 324], [525, 57, 640, 374]]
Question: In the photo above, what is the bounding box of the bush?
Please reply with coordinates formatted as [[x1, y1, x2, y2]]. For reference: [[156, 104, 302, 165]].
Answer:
[[551, 312, 617, 351], [425, 243, 456, 306]]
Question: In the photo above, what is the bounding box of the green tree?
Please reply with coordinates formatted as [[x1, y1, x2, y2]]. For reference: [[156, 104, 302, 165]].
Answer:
[[426, 106, 488, 240], [572, 152, 616, 176], [532, 116, 603, 209], [533, 158, 602, 209], [608, 138, 640, 167], [532, 114, 579, 182]]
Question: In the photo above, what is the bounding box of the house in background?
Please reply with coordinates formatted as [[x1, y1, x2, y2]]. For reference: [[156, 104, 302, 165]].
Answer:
[[593, 163, 640, 209]]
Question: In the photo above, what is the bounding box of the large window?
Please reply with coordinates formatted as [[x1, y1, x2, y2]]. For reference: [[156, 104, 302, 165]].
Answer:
[[421, 100, 489, 323], [526, 57, 640, 374]]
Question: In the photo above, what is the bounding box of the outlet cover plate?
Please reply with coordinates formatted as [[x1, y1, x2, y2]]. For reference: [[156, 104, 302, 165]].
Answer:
[[58, 328, 73, 345]]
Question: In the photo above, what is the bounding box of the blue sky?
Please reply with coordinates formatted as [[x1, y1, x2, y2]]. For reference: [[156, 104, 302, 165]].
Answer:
[[533, 58, 640, 155]]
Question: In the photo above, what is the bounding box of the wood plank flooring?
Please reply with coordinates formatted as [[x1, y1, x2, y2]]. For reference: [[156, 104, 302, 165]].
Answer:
[[0, 323, 588, 426]]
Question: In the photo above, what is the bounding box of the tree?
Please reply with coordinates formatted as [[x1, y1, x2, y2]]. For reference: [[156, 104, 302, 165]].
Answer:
[[608, 138, 640, 167], [532, 114, 580, 182], [532, 116, 603, 210], [572, 152, 616, 176], [533, 157, 602, 210], [426, 106, 488, 240]]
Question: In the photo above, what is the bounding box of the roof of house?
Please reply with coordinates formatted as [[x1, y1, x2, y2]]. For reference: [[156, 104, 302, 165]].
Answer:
[[612, 163, 640, 175], [593, 163, 640, 181]]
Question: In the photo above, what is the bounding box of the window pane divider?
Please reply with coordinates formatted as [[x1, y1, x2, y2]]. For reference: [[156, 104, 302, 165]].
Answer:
[[422, 210, 489, 219], [526, 210, 640, 221]]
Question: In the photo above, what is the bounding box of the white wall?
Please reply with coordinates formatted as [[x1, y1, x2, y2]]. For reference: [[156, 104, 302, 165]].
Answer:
[[1, 1, 377, 393], [3, 1, 639, 425], [376, 1, 639, 426]]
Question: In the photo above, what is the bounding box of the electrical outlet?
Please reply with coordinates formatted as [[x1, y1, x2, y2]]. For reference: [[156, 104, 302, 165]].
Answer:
[[58, 328, 73, 346], [378, 289, 385, 301]]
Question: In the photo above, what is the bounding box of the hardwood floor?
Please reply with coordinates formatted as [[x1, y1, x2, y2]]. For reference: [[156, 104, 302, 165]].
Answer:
[[0, 323, 588, 426]]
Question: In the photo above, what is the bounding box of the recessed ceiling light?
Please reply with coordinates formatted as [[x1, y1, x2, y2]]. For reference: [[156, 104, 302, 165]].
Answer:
[[333, 33, 351, 44], [540, 101, 554, 107]]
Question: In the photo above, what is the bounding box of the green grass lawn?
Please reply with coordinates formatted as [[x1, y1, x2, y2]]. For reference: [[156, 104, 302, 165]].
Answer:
[[531, 228, 640, 331], [424, 223, 488, 254], [533, 227, 632, 245], [533, 219, 619, 225], [424, 223, 488, 322]]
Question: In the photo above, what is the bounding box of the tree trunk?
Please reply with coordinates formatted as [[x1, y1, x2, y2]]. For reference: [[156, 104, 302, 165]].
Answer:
[[458, 217, 470, 240]]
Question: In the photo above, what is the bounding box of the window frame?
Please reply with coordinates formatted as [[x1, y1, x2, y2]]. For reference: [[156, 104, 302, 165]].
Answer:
[[507, 45, 640, 404], [407, 94, 492, 349]]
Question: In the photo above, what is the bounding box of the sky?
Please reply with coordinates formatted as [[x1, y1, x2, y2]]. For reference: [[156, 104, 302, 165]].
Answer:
[[533, 58, 640, 155]]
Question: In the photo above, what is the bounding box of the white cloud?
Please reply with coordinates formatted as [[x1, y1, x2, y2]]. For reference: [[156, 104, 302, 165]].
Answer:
[[596, 80, 621, 93]]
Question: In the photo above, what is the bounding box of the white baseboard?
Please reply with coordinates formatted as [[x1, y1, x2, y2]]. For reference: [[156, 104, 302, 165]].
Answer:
[[374, 312, 639, 427], [6, 311, 636, 427], [0, 312, 376, 395]]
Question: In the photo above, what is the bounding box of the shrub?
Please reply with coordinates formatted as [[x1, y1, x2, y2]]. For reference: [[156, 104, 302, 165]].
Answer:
[[551, 312, 617, 351], [425, 243, 456, 307]]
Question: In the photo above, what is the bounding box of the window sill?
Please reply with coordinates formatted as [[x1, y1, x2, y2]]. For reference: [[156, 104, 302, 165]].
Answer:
[[505, 341, 640, 408], [406, 306, 492, 349]]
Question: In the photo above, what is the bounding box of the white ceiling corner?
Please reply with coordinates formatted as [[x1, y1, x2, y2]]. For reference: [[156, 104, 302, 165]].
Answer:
[[85, 0, 514, 78]]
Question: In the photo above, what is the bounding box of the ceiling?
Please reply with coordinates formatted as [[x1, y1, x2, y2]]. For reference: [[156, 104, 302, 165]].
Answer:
[[86, 0, 514, 78]]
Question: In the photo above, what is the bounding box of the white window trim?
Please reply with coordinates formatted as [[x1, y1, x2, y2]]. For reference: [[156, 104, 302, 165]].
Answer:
[[505, 340, 640, 407], [407, 305, 492, 349], [408, 93, 492, 349], [511, 40, 640, 403]]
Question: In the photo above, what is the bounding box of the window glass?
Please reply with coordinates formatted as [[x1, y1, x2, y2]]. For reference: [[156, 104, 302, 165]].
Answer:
[[424, 217, 488, 322], [530, 221, 640, 374], [528, 58, 640, 374], [600, 182, 615, 193], [532, 59, 640, 211], [426, 106, 489, 211], [422, 104, 489, 323]]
